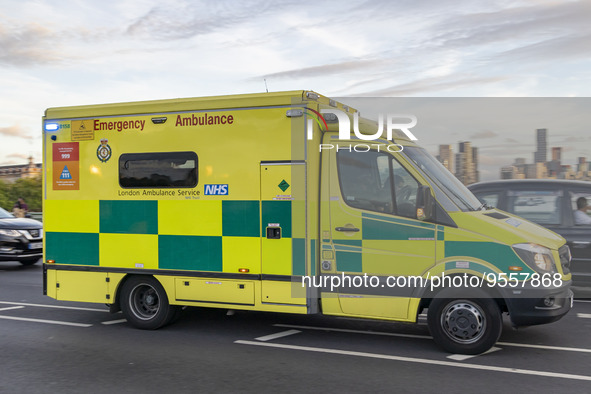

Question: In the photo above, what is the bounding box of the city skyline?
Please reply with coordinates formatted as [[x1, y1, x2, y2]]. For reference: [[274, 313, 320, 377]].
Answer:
[[343, 97, 591, 182], [437, 127, 590, 185]]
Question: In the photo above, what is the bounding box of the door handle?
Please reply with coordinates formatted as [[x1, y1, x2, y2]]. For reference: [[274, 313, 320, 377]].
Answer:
[[335, 227, 360, 232]]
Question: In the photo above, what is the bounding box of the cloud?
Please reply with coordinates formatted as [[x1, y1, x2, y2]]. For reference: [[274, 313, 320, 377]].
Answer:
[[0, 125, 33, 140], [470, 130, 498, 139], [355, 75, 507, 96], [6, 153, 31, 161], [493, 32, 591, 65], [127, 0, 290, 40], [429, 1, 591, 54], [253, 58, 385, 80], [0, 22, 60, 66]]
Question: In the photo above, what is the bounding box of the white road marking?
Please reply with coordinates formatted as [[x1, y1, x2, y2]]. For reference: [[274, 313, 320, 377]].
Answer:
[[496, 341, 591, 353], [256, 329, 301, 342], [0, 306, 25, 312], [0, 301, 108, 312], [275, 324, 591, 354], [235, 340, 591, 382], [574, 300, 591, 303], [101, 319, 127, 325], [577, 313, 591, 318], [447, 347, 502, 361], [274, 323, 432, 340], [0, 315, 92, 327]]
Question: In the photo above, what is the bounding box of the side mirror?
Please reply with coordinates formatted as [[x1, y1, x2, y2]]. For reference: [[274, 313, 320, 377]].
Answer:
[[416, 185, 434, 221]]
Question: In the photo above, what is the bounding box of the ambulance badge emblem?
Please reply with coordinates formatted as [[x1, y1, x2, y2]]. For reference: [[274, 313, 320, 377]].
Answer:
[[97, 139, 112, 163]]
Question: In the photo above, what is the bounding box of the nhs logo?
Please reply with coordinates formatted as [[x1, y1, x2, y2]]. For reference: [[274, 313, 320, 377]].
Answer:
[[204, 184, 228, 195]]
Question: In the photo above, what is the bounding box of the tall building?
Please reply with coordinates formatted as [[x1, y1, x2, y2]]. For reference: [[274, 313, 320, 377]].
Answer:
[[577, 157, 588, 172], [525, 163, 548, 179], [534, 128, 547, 163], [455, 141, 477, 185], [437, 145, 454, 173], [551, 147, 562, 162], [472, 146, 479, 183]]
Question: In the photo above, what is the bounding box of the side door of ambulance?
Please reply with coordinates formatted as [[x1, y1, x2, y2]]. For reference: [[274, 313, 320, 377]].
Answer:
[[323, 141, 436, 320], [260, 161, 307, 306]]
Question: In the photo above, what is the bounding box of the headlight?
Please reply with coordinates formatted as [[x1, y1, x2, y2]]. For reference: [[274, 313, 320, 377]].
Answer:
[[0, 229, 21, 237], [512, 243, 556, 273]]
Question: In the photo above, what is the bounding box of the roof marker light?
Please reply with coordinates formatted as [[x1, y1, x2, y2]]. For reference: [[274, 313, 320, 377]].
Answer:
[[286, 109, 303, 117], [306, 92, 319, 100]]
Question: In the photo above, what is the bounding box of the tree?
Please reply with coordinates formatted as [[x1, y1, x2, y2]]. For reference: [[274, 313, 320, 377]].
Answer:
[[7, 177, 42, 212], [0, 180, 10, 211]]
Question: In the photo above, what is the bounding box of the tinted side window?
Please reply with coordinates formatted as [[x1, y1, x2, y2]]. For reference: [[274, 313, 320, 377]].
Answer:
[[119, 152, 198, 188], [337, 150, 420, 218], [474, 192, 500, 208], [338, 150, 393, 213], [391, 158, 420, 218], [570, 191, 591, 226], [507, 190, 562, 225]]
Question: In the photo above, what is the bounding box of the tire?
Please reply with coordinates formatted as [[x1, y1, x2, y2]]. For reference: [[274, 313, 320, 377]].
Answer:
[[120, 276, 179, 330], [427, 288, 502, 354], [19, 258, 40, 266]]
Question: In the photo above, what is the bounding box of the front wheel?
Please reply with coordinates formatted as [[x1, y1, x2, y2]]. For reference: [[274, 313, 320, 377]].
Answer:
[[19, 257, 40, 266], [120, 276, 179, 330], [427, 288, 502, 354]]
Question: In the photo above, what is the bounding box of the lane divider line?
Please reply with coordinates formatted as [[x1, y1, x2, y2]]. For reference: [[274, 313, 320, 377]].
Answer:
[[0, 315, 92, 327], [256, 329, 301, 342], [0, 301, 108, 312], [447, 347, 502, 361], [274, 323, 432, 340], [274, 323, 591, 353], [235, 340, 591, 382], [0, 306, 25, 312], [101, 319, 127, 325]]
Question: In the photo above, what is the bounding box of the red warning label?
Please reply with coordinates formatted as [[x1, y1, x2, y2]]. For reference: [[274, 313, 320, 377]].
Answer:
[[53, 142, 79, 190]]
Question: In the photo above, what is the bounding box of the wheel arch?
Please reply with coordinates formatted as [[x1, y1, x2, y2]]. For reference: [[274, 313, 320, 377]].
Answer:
[[416, 273, 508, 318]]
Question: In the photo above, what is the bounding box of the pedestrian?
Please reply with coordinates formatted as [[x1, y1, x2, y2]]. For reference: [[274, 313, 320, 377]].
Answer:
[[12, 197, 28, 218]]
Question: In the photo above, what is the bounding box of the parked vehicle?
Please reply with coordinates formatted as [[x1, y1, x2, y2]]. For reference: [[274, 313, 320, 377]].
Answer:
[[0, 207, 43, 265], [469, 179, 591, 287]]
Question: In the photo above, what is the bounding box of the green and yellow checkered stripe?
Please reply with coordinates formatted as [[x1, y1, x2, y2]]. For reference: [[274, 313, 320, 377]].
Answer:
[[44, 199, 306, 275]]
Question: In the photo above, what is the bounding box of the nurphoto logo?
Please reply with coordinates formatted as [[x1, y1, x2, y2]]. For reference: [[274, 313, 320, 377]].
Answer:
[[305, 108, 418, 152]]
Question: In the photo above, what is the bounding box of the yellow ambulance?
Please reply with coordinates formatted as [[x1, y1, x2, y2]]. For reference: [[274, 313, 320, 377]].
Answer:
[[42, 91, 573, 354]]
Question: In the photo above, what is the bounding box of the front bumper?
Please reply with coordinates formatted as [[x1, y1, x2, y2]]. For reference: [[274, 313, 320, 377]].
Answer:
[[502, 281, 573, 327], [0, 237, 43, 262]]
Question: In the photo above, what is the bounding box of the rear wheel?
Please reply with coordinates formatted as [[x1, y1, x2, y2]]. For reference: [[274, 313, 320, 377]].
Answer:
[[120, 276, 179, 329], [427, 288, 502, 354]]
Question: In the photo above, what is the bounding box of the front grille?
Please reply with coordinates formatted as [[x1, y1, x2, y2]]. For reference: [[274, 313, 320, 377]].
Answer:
[[559, 244, 571, 275]]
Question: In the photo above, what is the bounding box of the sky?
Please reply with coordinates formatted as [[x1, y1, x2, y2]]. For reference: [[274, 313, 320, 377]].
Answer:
[[1, 0, 591, 181]]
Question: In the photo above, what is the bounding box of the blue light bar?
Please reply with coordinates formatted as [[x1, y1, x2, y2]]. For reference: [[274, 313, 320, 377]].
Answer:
[[45, 123, 59, 131]]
